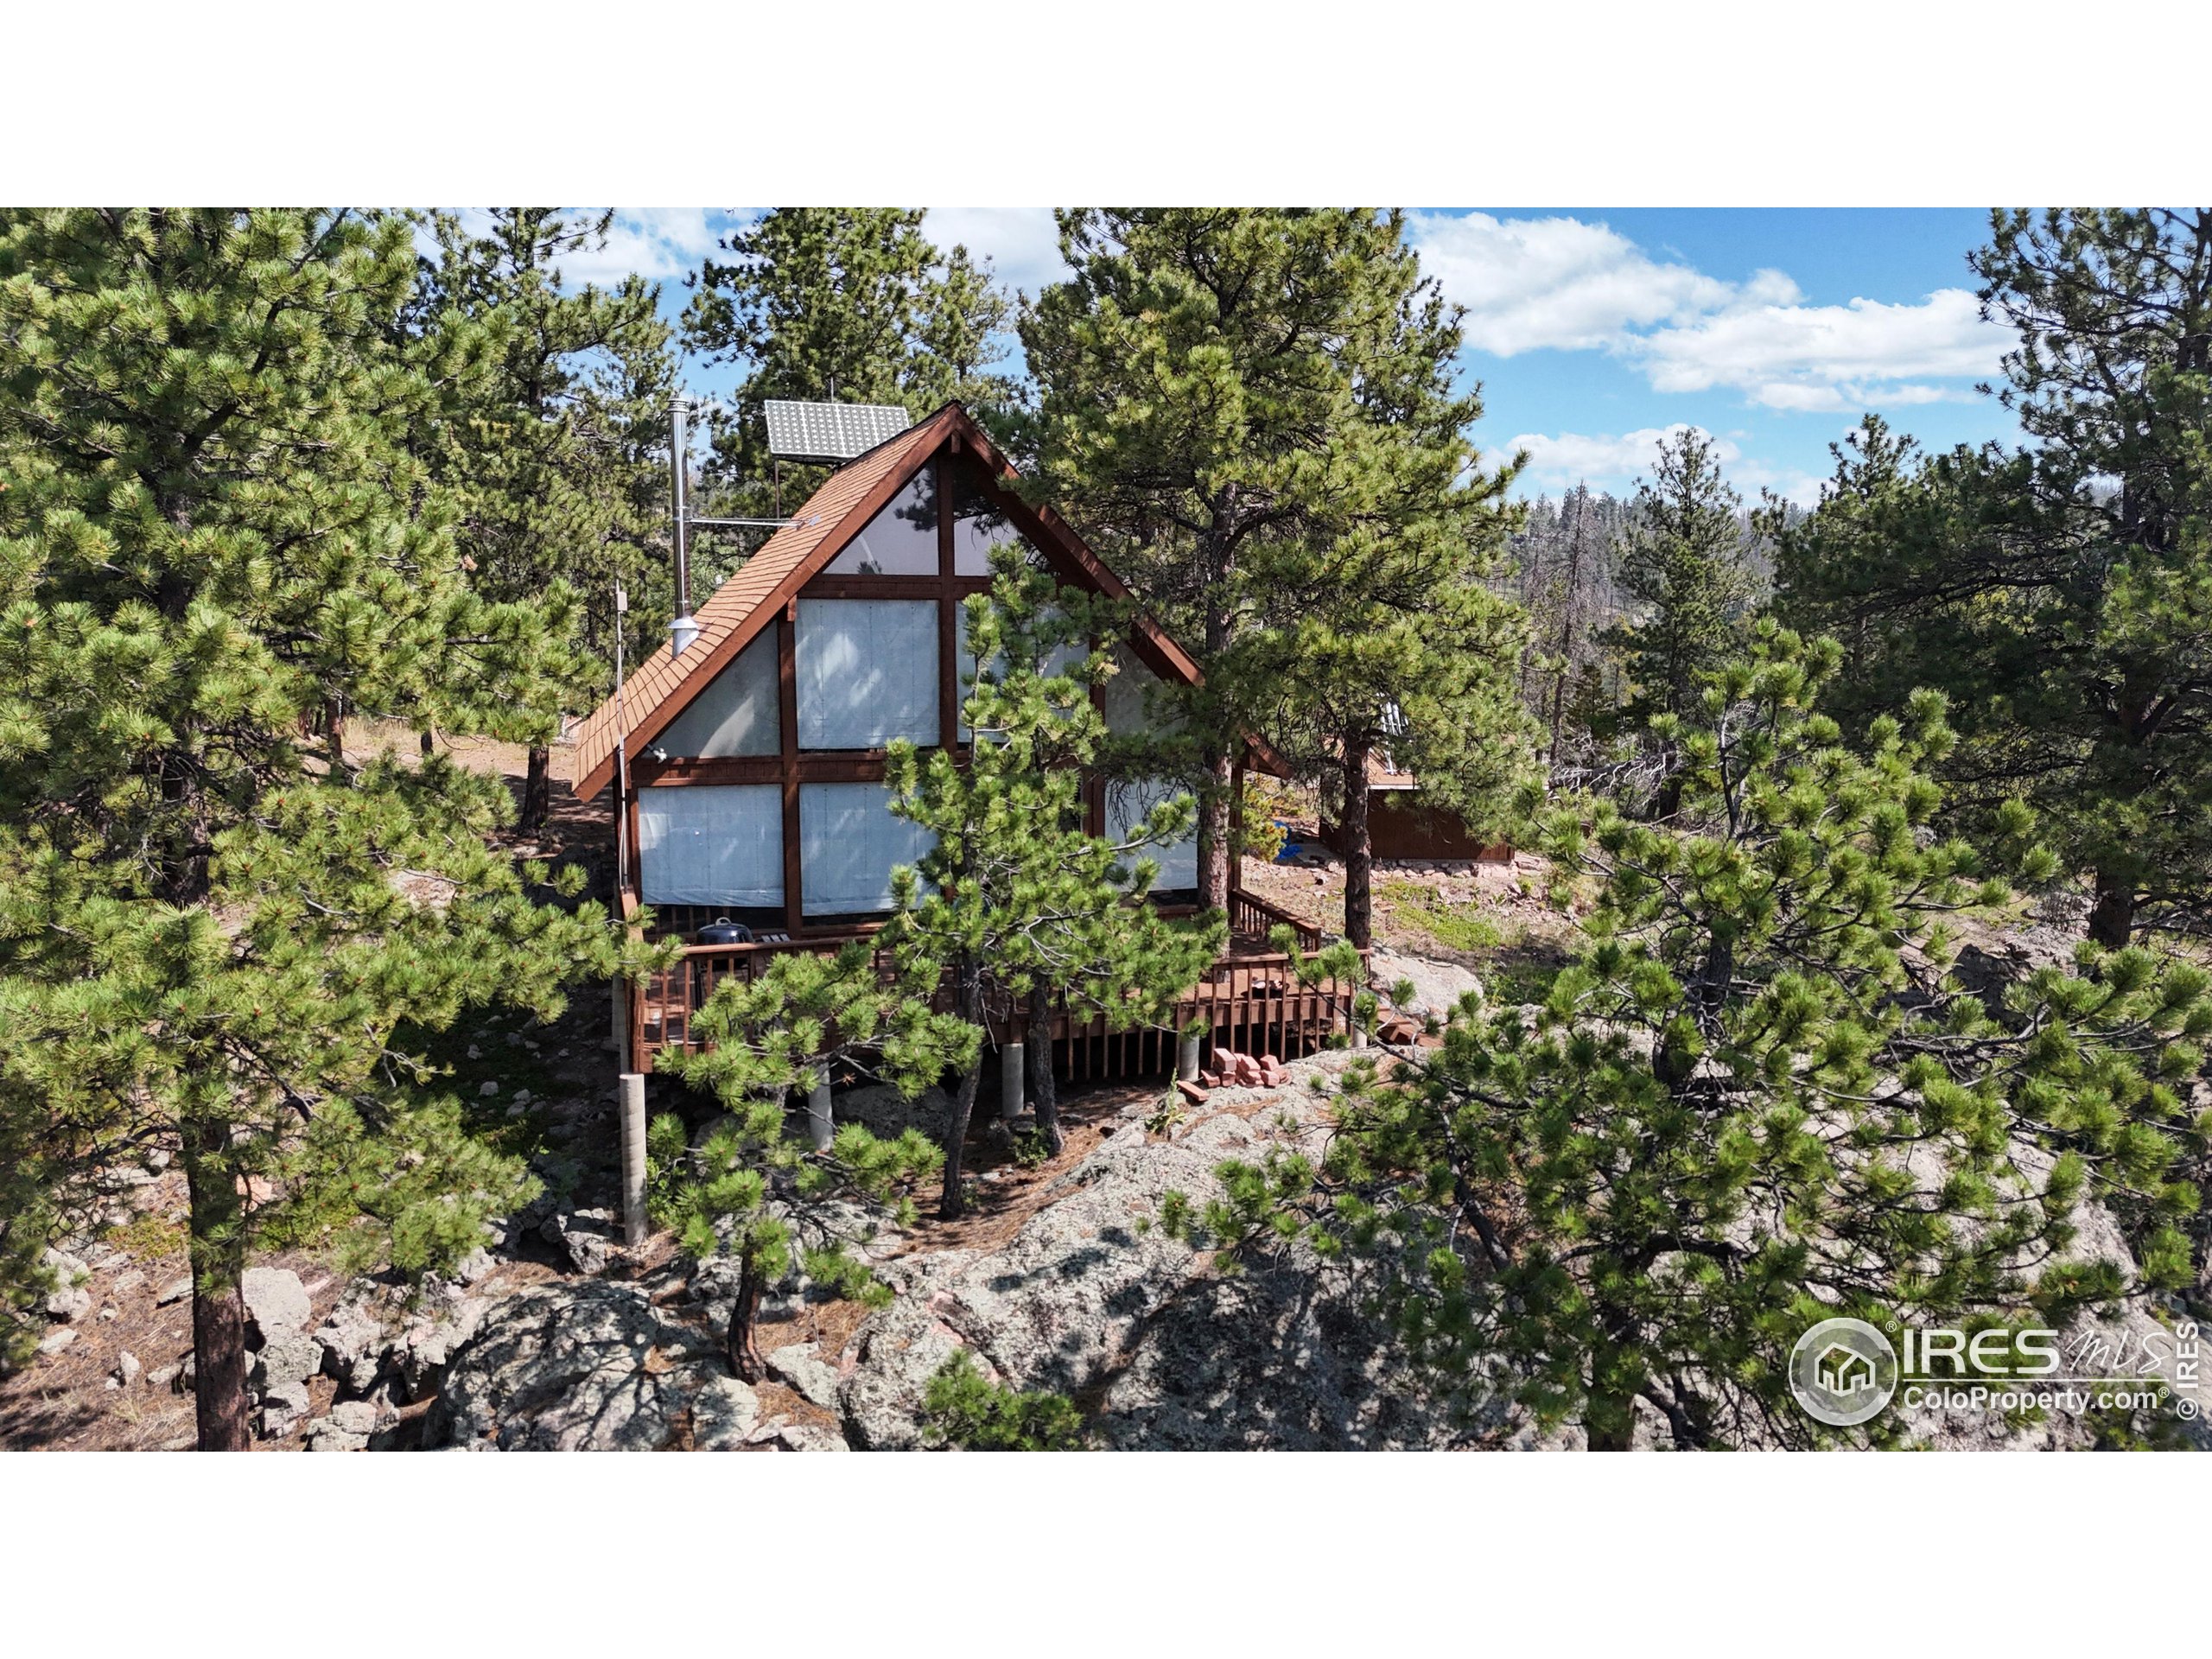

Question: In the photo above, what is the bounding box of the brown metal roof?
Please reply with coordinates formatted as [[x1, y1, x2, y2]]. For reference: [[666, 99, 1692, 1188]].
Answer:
[[1367, 751, 1419, 791]]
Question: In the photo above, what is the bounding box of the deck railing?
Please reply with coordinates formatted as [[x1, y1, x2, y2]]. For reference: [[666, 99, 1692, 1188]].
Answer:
[[630, 930, 902, 1060], [1055, 944, 1363, 1084], [1228, 886, 1326, 954], [625, 888, 1363, 1075]]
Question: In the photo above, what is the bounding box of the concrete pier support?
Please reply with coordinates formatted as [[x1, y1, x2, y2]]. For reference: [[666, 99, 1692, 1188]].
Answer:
[[1001, 1041, 1026, 1122], [806, 1076, 834, 1152], [618, 1072, 647, 1247]]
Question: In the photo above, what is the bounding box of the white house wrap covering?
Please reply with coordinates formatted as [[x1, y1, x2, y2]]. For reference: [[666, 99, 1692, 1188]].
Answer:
[[954, 601, 1081, 741], [638, 784, 784, 906], [654, 623, 780, 757], [796, 598, 939, 749], [799, 782, 936, 915], [1103, 643, 1183, 735], [827, 472, 940, 575], [1106, 776, 1198, 893]]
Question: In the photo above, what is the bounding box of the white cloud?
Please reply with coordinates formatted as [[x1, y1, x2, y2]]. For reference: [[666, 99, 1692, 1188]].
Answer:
[[561, 209, 722, 287], [1634, 287, 2005, 412], [924, 207, 1065, 296], [410, 208, 728, 290], [1409, 211, 2005, 416], [1727, 456, 1830, 508], [1407, 211, 1792, 356], [1499, 423, 1827, 506], [1502, 423, 1740, 487], [574, 207, 1064, 297]]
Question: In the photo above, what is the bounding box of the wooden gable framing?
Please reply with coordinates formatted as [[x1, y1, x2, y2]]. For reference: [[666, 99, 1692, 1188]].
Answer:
[[570, 400, 1278, 936], [571, 402, 1236, 805]]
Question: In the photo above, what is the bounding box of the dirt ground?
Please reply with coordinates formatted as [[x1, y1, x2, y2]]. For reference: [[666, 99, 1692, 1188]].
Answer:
[[1236, 844, 1584, 1007], [0, 972, 630, 1452], [1, 721, 624, 1451]]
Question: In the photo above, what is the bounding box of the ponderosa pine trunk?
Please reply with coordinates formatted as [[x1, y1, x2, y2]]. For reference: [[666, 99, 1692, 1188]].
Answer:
[[1340, 737, 1374, 951], [2088, 865, 2138, 950], [1027, 987, 1060, 1155], [1198, 747, 1234, 911], [520, 745, 552, 838], [323, 695, 346, 769], [725, 1246, 767, 1382], [182, 1124, 251, 1452], [1196, 495, 1237, 912], [939, 962, 985, 1219], [1585, 1412, 1636, 1452], [939, 1058, 984, 1220]]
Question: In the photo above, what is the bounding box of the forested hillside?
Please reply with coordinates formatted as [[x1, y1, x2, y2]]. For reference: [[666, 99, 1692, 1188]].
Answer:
[[3, 207, 2207, 1453]]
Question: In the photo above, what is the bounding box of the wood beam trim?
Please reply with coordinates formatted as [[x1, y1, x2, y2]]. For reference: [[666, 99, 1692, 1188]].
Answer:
[[779, 596, 802, 931], [938, 450, 959, 752], [641, 747, 974, 786], [632, 755, 783, 788], [800, 575, 992, 601]]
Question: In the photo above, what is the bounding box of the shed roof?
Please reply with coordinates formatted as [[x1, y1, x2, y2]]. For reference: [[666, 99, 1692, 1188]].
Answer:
[[1367, 751, 1419, 791]]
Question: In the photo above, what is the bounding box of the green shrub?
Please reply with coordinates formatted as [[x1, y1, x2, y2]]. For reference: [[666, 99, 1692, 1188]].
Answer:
[[921, 1351, 1090, 1450], [1377, 880, 1506, 954]]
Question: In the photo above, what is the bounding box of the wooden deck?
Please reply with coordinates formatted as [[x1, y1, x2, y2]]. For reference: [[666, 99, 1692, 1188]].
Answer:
[[621, 887, 1364, 1078]]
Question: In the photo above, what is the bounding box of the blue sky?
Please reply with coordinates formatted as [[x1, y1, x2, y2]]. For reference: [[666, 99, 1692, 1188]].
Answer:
[[557, 207, 2020, 507]]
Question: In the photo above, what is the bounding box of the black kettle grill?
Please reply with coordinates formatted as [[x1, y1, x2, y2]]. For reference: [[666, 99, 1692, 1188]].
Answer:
[[695, 918, 754, 945]]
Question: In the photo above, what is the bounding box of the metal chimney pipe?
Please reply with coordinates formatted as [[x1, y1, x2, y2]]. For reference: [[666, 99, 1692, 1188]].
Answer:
[[668, 397, 699, 657]]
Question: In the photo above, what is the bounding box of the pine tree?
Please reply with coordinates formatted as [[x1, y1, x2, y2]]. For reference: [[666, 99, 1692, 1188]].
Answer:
[[1021, 209, 1450, 909], [1770, 413, 1969, 732], [919, 1350, 1088, 1449], [410, 209, 677, 834], [1509, 484, 1637, 769], [886, 553, 1224, 1216], [0, 209, 632, 1445], [1180, 627, 2209, 1447], [1777, 210, 2212, 948], [914, 242, 1028, 454], [657, 944, 972, 1380], [683, 209, 1023, 531], [1604, 429, 1759, 803], [1239, 253, 1539, 948], [1539, 483, 1604, 761]]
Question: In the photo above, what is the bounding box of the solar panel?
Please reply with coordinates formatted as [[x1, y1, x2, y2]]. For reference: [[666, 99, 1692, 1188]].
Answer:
[[762, 399, 910, 463]]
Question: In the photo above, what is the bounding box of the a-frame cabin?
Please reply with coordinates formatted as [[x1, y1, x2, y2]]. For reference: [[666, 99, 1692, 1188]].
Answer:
[[569, 402, 1360, 1076]]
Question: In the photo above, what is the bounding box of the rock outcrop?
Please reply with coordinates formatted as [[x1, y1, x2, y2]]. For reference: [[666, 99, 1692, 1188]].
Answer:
[[837, 1082, 1491, 1452], [1368, 944, 1482, 1021], [239, 1268, 320, 1438], [405, 969, 2209, 1453], [422, 1281, 761, 1452], [420, 1055, 1488, 1452]]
